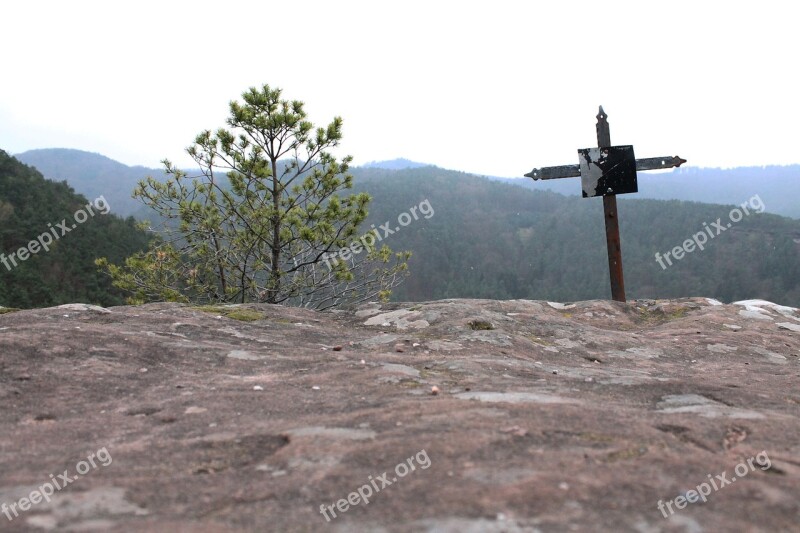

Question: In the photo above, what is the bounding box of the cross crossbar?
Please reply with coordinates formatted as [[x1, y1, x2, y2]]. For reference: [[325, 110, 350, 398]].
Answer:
[[525, 155, 687, 180]]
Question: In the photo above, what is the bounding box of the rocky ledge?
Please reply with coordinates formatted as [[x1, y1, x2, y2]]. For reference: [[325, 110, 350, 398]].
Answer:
[[0, 297, 798, 532]]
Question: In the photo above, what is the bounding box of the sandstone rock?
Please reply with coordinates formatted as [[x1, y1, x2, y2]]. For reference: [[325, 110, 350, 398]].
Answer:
[[0, 297, 798, 531]]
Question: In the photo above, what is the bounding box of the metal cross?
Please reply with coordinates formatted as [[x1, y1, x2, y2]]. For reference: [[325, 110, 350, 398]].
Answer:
[[525, 106, 686, 302]]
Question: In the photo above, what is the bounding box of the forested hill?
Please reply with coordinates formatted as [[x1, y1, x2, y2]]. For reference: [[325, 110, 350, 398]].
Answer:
[[0, 150, 152, 308], [354, 166, 800, 306], [10, 149, 800, 307]]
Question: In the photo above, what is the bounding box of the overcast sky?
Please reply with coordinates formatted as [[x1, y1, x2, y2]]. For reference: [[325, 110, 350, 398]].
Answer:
[[1, 1, 797, 178]]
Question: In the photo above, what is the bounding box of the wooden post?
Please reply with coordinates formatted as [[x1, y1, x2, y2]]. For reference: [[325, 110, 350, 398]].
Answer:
[[596, 107, 626, 302]]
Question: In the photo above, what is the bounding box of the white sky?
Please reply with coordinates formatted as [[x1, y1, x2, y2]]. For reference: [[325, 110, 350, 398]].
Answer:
[[1, 0, 797, 177]]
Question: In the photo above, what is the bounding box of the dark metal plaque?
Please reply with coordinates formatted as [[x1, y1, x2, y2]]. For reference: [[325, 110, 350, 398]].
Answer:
[[577, 145, 638, 198]]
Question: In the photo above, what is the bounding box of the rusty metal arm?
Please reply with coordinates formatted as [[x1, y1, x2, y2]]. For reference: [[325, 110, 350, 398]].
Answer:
[[524, 155, 687, 180]]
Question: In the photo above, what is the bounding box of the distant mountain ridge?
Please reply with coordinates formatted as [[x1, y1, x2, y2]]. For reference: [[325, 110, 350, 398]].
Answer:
[[15, 148, 166, 218], [487, 164, 800, 219], [15, 151, 435, 217], [9, 148, 800, 306], [360, 158, 431, 170], [18, 149, 800, 219]]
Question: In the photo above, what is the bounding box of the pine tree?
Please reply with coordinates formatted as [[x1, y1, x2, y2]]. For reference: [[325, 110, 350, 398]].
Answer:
[[98, 85, 409, 309]]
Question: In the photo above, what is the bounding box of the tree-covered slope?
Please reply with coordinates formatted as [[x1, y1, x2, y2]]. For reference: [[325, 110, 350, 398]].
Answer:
[[0, 150, 152, 308], [354, 166, 800, 305]]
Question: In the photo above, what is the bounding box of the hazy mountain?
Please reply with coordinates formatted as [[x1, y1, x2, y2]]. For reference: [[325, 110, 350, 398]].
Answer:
[[15, 148, 167, 218], [21, 149, 800, 220], [488, 165, 800, 218], [14, 151, 432, 217], [9, 148, 800, 306], [360, 158, 430, 170]]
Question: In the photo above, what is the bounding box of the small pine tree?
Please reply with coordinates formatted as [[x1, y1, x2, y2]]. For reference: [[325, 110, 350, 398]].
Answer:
[[97, 84, 409, 309]]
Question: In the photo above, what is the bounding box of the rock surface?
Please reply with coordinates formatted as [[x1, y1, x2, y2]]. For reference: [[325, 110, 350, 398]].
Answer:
[[0, 297, 798, 532]]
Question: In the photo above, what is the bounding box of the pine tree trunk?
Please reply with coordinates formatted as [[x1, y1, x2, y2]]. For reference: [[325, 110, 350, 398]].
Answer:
[[268, 158, 281, 303]]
